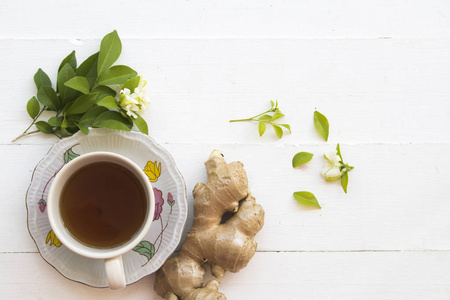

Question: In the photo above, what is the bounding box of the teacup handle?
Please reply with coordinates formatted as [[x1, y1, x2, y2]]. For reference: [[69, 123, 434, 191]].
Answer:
[[105, 255, 126, 290]]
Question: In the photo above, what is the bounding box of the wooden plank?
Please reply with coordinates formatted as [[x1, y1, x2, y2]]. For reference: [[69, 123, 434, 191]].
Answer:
[[0, 251, 449, 299], [4, 143, 450, 252], [1, 1, 450, 39], [3, 38, 450, 145]]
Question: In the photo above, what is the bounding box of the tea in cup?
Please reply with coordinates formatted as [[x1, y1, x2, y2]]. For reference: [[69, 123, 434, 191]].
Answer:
[[47, 152, 155, 290]]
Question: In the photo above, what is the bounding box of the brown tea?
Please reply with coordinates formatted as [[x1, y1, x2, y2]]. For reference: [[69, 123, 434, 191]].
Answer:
[[60, 162, 147, 248]]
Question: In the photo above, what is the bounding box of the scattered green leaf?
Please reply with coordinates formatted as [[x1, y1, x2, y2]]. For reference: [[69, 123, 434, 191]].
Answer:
[[293, 191, 321, 209], [314, 110, 329, 141], [292, 152, 314, 168]]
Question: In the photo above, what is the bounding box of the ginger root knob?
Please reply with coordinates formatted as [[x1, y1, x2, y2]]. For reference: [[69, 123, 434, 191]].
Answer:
[[154, 150, 265, 299]]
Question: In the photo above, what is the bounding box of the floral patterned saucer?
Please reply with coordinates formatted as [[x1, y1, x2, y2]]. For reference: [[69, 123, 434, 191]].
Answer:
[[26, 128, 188, 287]]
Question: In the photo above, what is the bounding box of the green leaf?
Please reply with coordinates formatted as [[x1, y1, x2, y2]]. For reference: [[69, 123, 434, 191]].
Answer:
[[66, 93, 99, 115], [280, 124, 291, 133], [271, 112, 285, 121], [258, 115, 272, 122], [270, 100, 275, 108], [97, 30, 122, 77], [76, 52, 98, 88], [62, 102, 73, 115], [93, 111, 132, 131], [314, 110, 329, 141], [91, 85, 117, 102], [341, 172, 349, 194], [35, 121, 54, 134], [48, 116, 63, 127], [64, 76, 90, 94], [122, 76, 141, 92], [132, 241, 155, 260], [97, 65, 137, 86], [57, 63, 77, 104], [258, 121, 266, 137], [292, 152, 314, 168], [34, 69, 52, 90], [76, 123, 89, 135], [58, 50, 77, 71], [272, 124, 283, 139], [134, 114, 148, 135], [37, 86, 60, 111], [61, 116, 69, 128], [336, 143, 343, 163], [97, 96, 119, 109], [61, 127, 74, 137], [293, 191, 321, 209], [119, 110, 129, 119], [64, 148, 80, 163], [68, 114, 83, 122], [79, 106, 108, 127], [26, 97, 40, 119]]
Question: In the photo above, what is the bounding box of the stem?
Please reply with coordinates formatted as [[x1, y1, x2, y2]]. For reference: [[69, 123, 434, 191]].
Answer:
[[12, 107, 46, 142], [229, 108, 273, 122], [24, 107, 45, 132], [11, 130, 40, 143], [229, 118, 254, 122]]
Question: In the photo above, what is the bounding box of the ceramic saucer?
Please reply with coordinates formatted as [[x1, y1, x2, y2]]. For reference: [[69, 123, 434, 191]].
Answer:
[[26, 128, 188, 287]]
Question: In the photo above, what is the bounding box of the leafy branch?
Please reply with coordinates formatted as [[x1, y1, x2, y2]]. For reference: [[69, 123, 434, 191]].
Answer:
[[229, 100, 291, 139], [13, 30, 149, 142]]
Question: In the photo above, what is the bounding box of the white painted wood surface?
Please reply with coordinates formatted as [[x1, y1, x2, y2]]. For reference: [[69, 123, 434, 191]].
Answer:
[[2, 1, 450, 299]]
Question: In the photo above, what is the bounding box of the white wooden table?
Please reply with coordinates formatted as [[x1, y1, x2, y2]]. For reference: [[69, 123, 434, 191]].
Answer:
[[2, 1, 450, 299]]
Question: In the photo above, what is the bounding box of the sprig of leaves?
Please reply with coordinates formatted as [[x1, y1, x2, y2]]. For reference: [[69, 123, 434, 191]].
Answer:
[[336, 143, 354, 193], [229, 101, 291, 139], [13, 30, 148, 142]]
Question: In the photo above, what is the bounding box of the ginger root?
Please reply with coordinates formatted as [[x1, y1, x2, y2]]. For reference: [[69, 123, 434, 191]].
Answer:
[[154, 150, 265, 299]]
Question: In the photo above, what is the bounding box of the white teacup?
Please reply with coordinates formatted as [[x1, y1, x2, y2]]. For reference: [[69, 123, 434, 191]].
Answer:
[[47, 152, 155, 290]]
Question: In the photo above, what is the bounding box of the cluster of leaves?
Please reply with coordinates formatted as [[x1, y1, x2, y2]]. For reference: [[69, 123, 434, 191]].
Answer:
[[17, 30, 147, 142], [292, 112, 354, 209], [229, 100, 291, 139]]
